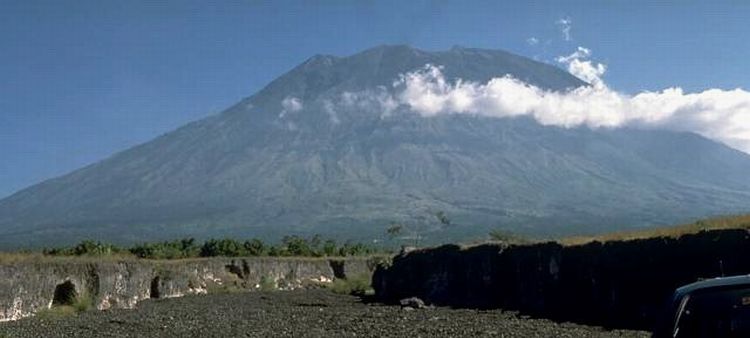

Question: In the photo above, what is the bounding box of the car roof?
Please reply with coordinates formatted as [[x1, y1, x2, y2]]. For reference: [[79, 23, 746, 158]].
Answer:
[[675, 275, 750, 298]]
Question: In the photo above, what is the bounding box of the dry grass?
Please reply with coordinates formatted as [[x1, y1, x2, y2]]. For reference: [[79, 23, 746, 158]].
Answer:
[[35, 291, 93, 319], [0, 251, 389, 265], [0, 252, 44, 265], [450, 214, 750, 251], [0, 252, 137, 265], [36, 305, 79, 318], [560, 214, 750, 246]]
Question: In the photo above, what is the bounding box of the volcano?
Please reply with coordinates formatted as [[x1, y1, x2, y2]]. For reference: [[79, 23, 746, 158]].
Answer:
[[2, 45, 749, 248]]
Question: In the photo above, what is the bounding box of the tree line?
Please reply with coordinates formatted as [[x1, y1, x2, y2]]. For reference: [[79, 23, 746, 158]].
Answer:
[[42, 235, 383, 259]]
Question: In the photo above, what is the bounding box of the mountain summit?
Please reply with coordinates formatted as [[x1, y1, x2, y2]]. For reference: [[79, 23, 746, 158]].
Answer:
[[1, 45, 749, 248]]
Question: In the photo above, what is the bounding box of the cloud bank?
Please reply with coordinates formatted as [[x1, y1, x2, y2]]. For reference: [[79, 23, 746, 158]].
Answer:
[[389, 51, 750, 153]]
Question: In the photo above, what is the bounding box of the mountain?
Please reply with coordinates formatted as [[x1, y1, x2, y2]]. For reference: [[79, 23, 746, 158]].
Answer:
[[2, 45, 750, 248]]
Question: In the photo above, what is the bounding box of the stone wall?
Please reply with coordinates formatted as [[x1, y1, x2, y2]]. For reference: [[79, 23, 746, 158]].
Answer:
[[0, 256, 376, 322], [373, 229, 750, 331]]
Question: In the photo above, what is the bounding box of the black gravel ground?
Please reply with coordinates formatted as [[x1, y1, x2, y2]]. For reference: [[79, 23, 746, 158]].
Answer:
[[0, 290, 650, 338]]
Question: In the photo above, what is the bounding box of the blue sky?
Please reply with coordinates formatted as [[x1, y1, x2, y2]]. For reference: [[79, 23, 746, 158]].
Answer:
[[1, 0, 749, 198]]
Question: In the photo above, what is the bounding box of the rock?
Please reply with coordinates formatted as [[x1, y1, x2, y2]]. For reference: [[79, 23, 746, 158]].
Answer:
[[399, 297, 426, 309], [0, 256, 379, 321], [374, 228, 750, 331], [399, 246, 417, 255]]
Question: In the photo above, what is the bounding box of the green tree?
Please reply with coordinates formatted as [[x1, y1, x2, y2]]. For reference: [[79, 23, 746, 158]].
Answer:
[[322, 239, 337, 256], [267, 246, 280, 257], [200, 239, 245, 257], [243, 238, 266, 256], [72, 240, 119, 256], [309, 234, 323, 257], [282, 235, 312, 256]]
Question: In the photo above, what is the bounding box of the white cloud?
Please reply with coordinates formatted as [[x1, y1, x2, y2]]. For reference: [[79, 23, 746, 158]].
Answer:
[[279, 96, 303, 118], [322, 100, 341, 125], [555, 46, 590, 63], [526, 37, 539, 46], [339, 87, 399, 118], [556, 47, 607, 89], [384, 55, 750, 154], [278, 47, 750, 154], [556, 17, 572, 41]]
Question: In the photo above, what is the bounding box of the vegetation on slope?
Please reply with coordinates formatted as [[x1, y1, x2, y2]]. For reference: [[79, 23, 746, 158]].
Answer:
[[3, 215, 748, 263], [34, 235, 386, 260]]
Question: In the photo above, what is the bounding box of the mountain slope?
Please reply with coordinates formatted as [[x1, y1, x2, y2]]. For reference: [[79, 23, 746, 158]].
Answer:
[[1, 45, 749, 248]]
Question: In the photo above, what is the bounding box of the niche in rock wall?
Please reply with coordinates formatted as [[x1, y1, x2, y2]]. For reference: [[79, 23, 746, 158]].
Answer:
[[52, 280, 78, 306], [225, 263, 245, 280], [150, 276, 161, 299], [329, 260, 346, 279]]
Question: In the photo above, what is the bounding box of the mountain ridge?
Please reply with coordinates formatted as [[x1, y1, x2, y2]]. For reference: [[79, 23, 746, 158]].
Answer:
[[1, 45, 749, 248]]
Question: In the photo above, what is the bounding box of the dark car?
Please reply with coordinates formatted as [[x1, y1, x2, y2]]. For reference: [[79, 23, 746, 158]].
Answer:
[[656, 275, 750, 338]]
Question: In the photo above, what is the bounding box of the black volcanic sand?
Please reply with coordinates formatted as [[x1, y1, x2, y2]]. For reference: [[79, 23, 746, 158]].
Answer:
[[0, 290, 649, 338]]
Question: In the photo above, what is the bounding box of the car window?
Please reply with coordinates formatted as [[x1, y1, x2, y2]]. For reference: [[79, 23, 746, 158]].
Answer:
[[674, 288, 750, 338]]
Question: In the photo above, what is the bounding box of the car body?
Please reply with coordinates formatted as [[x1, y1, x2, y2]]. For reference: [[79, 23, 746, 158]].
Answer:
[[656, 275, 750, 337]]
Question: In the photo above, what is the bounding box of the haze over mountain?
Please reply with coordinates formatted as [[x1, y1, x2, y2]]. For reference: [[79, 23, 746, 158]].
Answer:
[[1, 45, 749, 248]]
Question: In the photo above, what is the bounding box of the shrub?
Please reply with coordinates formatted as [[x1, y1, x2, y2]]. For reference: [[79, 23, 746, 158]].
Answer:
[[258, 275, 276, 291], [54, 240, 124, 256], [130, 238, 199, 259], [328, 274, 372, 296], [337, 242, 372, 256], [39, 236, 385, 259], [281, 235, 312, 256], [200, 239, 245, 257], [322, 239, 337, 256], [243, 238, 266, 256], [71, 292, 93, 313], [38, 292, 93, 318], [267, 246, 281, 257]]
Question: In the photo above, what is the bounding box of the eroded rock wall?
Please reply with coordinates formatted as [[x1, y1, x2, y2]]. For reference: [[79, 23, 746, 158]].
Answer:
[[0, 257, 374, 322], [373, 229, 750, 330]]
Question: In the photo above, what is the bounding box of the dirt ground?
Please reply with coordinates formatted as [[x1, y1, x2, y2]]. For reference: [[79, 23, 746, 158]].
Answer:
[[0, 289, 651, 338]]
